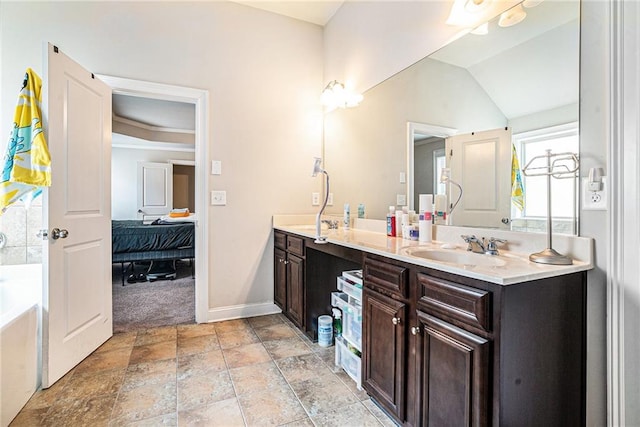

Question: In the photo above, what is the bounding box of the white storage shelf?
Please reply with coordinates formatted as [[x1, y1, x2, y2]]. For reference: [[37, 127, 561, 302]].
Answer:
[[332, 270, 364, 391]]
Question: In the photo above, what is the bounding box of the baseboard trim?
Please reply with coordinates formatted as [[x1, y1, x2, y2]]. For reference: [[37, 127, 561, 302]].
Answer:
[[205, 302, 282, 323]]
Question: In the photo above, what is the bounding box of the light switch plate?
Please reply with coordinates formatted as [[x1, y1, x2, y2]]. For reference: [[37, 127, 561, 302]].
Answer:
[[399, 172, 406, 184], [582, 177, 607, 210], [211, 160, 222, 175], [211, 190, 226, 205], [397, 194, 407, 206], [312, 192, 320, 206]]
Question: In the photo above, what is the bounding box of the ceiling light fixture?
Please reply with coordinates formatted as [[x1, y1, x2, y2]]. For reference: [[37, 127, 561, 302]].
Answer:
[[320, 80, 363, 111], [498, 4, 527, 27]]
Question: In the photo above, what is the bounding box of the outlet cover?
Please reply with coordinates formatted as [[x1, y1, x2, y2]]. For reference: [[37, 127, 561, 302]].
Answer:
[[327, 193, 334, 206], [582, 177, 607, 210], [312, 192, 320, 206], [397, 194, 407, 206], [211, 190, 227, 206]]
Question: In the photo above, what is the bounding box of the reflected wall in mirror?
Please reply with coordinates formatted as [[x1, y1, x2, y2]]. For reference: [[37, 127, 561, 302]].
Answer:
[[323, 0, 580, 234]]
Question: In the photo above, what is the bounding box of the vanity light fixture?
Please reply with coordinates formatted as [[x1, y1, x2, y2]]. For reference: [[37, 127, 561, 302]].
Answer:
[[498, 3, 527, 27], [321, 80, 363, 110]]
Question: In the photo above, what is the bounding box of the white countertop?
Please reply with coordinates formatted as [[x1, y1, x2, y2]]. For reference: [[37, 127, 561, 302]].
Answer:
[[273, 218, 593, 286]]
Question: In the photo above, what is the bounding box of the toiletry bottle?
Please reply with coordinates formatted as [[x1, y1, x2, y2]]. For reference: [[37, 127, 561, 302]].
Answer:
[[395, 206, 403, 238], [358, 204, 366, 219], [434, 194, 447, 225], [343, 203, 350, 230], [419, 213, 433, 242], [401, 213, 410, 239], [386, 206, 396, 237], [332, 308, 342, 338]]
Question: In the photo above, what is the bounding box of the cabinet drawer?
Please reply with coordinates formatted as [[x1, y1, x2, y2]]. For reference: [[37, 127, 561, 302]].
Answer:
[[416, 273, 491, 332], [286, 235, 305, 256], [274, 231, 286, 250], [363, 256, 408, 298]]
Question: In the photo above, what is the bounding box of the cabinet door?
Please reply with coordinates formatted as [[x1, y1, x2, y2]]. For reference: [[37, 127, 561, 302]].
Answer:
[[274, 247, 287, 310], [286, 254, 305, 328], [363, 289, 407, 422], [415, 310, 490, 427]]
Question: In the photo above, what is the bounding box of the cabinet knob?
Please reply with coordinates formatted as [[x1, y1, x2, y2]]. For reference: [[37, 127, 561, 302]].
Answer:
[[411, 326, 421, 335], [392, 317, 401, 325], [284, 260, 289, 264]]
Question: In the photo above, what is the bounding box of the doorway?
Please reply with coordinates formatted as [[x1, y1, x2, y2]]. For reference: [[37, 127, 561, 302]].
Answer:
[[98, 74, 209, 325]]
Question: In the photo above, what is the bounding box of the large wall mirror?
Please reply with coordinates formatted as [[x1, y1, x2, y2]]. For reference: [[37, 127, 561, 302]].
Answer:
[[323, 0, 580, 234]]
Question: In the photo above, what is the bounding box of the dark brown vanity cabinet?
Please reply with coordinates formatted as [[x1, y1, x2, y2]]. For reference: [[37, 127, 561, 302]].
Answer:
[[273, 231, 305, 328], [363, 253, 586, 427]]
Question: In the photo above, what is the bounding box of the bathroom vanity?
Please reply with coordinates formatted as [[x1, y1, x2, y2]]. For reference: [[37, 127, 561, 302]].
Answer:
[[273, 219, 592, 427]]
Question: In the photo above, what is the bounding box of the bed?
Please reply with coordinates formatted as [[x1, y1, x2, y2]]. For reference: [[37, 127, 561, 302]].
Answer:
[[112, 220, 195, 285]]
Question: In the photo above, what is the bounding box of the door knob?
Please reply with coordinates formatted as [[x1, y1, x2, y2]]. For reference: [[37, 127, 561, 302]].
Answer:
[[51, 228, 69, 240]]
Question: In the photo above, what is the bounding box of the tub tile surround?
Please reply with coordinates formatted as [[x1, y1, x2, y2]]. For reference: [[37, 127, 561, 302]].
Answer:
[[0, 199, 43, 265], [273, 214, 594, 285], [9, 315, 397, 427]]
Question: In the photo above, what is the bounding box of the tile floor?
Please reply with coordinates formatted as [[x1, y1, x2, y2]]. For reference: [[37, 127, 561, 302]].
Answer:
[[10, 314, 398, 426]]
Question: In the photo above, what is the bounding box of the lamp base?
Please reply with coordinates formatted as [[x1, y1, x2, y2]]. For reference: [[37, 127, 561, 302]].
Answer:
[[529, 248, 573, 265]]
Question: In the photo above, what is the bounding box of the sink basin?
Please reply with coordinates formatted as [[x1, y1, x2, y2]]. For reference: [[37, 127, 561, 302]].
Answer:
[[401, 248, 506, 267]]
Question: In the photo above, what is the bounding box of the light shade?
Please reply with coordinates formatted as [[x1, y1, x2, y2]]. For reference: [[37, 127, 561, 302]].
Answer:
[[498, 4, 527, 28], [321, 80, 363, 110]]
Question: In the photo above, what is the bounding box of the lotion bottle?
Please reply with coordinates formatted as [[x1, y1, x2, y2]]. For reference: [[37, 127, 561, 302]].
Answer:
[[343, 203, 350, 230]]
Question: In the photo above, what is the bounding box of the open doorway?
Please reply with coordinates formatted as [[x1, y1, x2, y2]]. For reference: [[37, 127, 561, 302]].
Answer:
[[98, 75, 209, 329]]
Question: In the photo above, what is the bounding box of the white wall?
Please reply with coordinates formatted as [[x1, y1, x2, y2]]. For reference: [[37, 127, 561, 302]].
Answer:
[[111, 148, 195, 220], [0, 2, 323, 313], [325, 1, 608, 424]]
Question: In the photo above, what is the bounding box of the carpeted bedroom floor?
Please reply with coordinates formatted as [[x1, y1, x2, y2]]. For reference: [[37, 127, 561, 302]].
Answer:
[[112, 260, 195, 333]]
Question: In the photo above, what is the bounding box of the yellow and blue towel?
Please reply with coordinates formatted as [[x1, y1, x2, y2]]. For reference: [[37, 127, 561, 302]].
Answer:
[[511, 144, 525, 211], [0, 68, 51, 214]]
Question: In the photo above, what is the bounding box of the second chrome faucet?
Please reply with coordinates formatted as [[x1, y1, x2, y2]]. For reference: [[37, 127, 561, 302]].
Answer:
[[461, 235, 507, 256]]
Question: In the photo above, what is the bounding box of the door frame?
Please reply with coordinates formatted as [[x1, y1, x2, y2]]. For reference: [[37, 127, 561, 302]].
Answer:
[[97, 74, 209, 323]]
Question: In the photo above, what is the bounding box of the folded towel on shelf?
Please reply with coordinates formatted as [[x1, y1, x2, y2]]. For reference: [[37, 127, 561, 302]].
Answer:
[[169, 208, 190, 218], [0, 69, 52, 214]]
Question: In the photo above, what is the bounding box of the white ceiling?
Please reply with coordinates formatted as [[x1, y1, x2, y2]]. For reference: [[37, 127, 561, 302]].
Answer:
[[228, 0, 345, 26]]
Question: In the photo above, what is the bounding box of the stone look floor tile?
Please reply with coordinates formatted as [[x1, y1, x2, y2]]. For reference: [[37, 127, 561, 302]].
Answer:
[[217, 328, 261, 349], [177, 333, 220, 357], [222, 342, 272, 369], [9, 317, 399, 427], [290, 371, 360, 417], [95, 331, 138, 354], [214, 319, 252, 335], [229, 361, 288, 396], [177, 349, 227, 379], [253, 323, 297, 342], [56, 368, 127, 402], [275, 353, 332, 383], [335, 369, 369, 400], [46, 393, 119, 427], [262, 336, 312, 360], [177, 369, 235, 411], [237, 385, 307, 426], [129, 340, 177, 364], [247, 314, 284, 329], [73, 346, 132, 374], [111, 382, 176, 423], [362, 399, 400, 427], [310, 401, 383, 426], [134, 326, 177, 346], [121, 358, 177, 392], [178, 397, 245, 426], [177, 322, 217, 339]]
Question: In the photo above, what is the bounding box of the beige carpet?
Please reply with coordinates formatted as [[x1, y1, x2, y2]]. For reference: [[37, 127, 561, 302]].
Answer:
[[112, 260, 195, 333]]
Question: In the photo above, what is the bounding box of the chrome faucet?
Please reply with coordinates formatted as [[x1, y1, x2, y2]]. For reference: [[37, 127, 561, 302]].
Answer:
[[461, 235, 485, 254], [461, 235, 507, 255], [321, 219, 339, 230]]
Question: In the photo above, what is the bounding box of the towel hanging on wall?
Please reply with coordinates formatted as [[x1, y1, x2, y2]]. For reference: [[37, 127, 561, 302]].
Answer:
[[511, 144, 525, 211], [0, 68, 51, 214]]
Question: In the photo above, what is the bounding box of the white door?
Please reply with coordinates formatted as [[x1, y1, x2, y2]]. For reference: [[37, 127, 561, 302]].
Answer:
[[41, 43, 112, 388], [137, 161, 173, 221], [446, 128, 511, 229]]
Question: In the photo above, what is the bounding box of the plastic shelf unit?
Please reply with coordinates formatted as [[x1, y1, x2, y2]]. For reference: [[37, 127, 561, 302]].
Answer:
[[332, 270, 363, 390]]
